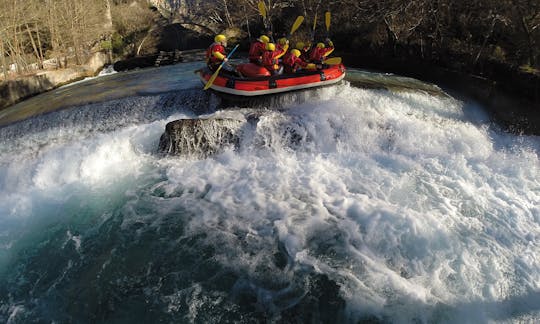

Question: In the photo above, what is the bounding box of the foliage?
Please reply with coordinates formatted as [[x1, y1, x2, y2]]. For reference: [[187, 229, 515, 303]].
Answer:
[[100, 40, 113, 51], [111, 33, 125, 54], [0, 0, 160, 76], [0, 0, 538, 77], [153, 0, 538, 71]]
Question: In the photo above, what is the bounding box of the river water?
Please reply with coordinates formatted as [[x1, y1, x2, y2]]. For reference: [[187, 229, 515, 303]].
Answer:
[[0, 62, 539, 323]]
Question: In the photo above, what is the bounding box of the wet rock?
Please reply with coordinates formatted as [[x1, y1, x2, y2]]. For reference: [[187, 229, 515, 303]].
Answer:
[[158, 118, 245, 158]]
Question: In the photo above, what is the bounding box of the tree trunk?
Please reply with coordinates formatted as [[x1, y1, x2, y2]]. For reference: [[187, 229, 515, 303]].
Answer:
[[13, 26, 23, 73], [222, 0, 233, 27], [137, 32, 151, 56], [35, 23, 44, 68], [46, 0, 60, 68], [11, 0, 22, 74], [104, 0, 113, 31], [244, 5, 251, 41], [519, 16, 536, 66], [384, 17, 398, 56], [25, 23, 41, 69], [72, 21, 80, 65], [105, 0, 113, 62], [473, 16, 498, 67], [0, 37, 7, 79]]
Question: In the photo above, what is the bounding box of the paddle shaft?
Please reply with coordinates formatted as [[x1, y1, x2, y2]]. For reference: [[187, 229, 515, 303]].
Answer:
[[325, 11, 331, 38], [311, 0, 322, 41], [311, 12, 317, 41], [203, 44, 239, 90], [258, 1, 274, 42]]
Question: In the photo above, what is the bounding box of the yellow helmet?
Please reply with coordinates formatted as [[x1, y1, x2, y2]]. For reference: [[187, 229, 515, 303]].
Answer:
[[316, 42, 325, 48], [266, 43, 276, 51], [259, 35, 270, 43], [291, 49, 301, 57], [278, 38, 288, 45], [214, 34, 226, 43], [295, 42, 305, 50]]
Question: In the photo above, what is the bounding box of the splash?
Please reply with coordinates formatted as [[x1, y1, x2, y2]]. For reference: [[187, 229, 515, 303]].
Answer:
[[0, 72, 539, 323]]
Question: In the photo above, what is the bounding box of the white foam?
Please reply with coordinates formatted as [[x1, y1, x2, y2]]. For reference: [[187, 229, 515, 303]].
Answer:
[[1, 80, 539, 322], [161, 84, 540, 321]]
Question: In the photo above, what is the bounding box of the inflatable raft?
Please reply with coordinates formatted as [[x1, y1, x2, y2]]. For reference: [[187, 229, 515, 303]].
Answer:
[[196, 63, 346, 96]]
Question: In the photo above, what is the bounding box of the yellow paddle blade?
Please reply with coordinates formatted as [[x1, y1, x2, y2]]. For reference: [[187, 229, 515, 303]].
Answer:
[[290, 16, 304, 36], [203, 65, 223, 90], [258, 1, 267, 19], [323, 57, 341, 65], [325, 11, 331, 31]]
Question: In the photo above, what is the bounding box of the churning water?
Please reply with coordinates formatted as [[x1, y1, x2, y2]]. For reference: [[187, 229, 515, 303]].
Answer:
[[0, 64, 539, 323]]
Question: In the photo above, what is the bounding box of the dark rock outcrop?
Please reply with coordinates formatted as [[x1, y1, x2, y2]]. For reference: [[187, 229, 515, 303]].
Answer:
[[157, 24, 213, 52], [112, 22, 210, 71], [113, 55, 159, 71], [158, 112, 315, 159], [158, 118, 245, 158]]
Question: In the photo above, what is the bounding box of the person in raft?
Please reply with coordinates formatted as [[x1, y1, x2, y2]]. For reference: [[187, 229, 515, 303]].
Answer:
[[274, 37, 289, 66], [309, 38, 335, 64], [248, 35, 270, 64], [276, 37, 290, 56], [261, 43, 285, 75], [282, 49, 316, 73], [295, 41, 312, 62], [206, 34, 233, 72]]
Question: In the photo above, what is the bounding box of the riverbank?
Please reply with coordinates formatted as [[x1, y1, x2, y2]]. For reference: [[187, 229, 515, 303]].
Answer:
[[0, 49, 210, 112], [0, 52, 109, 110]]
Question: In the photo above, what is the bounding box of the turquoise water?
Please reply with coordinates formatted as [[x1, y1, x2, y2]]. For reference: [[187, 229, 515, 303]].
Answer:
[[0, 63, 539, 323]]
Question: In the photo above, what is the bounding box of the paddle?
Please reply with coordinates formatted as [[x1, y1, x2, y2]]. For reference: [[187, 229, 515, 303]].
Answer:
[[325, 11, 331, 37], [323, 57, 341, 65], [258, 1, 273, 42], [311, 11, 318, 41], [258, 1, 267, 22], [203, 44, 239, 90], [288, 16, 304, 38]]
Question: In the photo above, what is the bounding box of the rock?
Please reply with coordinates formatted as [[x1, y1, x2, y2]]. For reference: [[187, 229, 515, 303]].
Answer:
[[157, 24, 213, 52], [0, 75, 53, 110], [0, 52, 109, 110], [158, 118, 245, 158], [113, 55, 159, 71], [85, 52, 109, 74]]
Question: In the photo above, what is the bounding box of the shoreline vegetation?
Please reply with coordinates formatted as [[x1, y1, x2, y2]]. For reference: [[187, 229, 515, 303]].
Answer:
[[0, 0, 538, 133]]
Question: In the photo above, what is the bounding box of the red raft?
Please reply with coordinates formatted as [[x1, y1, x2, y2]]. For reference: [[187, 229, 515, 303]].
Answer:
[[197, 63, 346, 96]]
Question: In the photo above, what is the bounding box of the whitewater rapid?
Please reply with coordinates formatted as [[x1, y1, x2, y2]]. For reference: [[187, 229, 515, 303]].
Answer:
[[0, 73, 539, 323]]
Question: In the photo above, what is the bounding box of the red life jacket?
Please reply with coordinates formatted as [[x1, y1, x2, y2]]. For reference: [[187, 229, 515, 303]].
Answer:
[[206, 43, 226, 64], [299, 47, 311, 62], [248, 41, 266, 63], [283, 52, 307, 73], [262, 50, 280, 70], [309, 46, 334, 63]]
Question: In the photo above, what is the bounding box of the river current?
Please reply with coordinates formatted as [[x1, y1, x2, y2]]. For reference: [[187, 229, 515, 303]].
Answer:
[[0, 63, 539, 323]]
